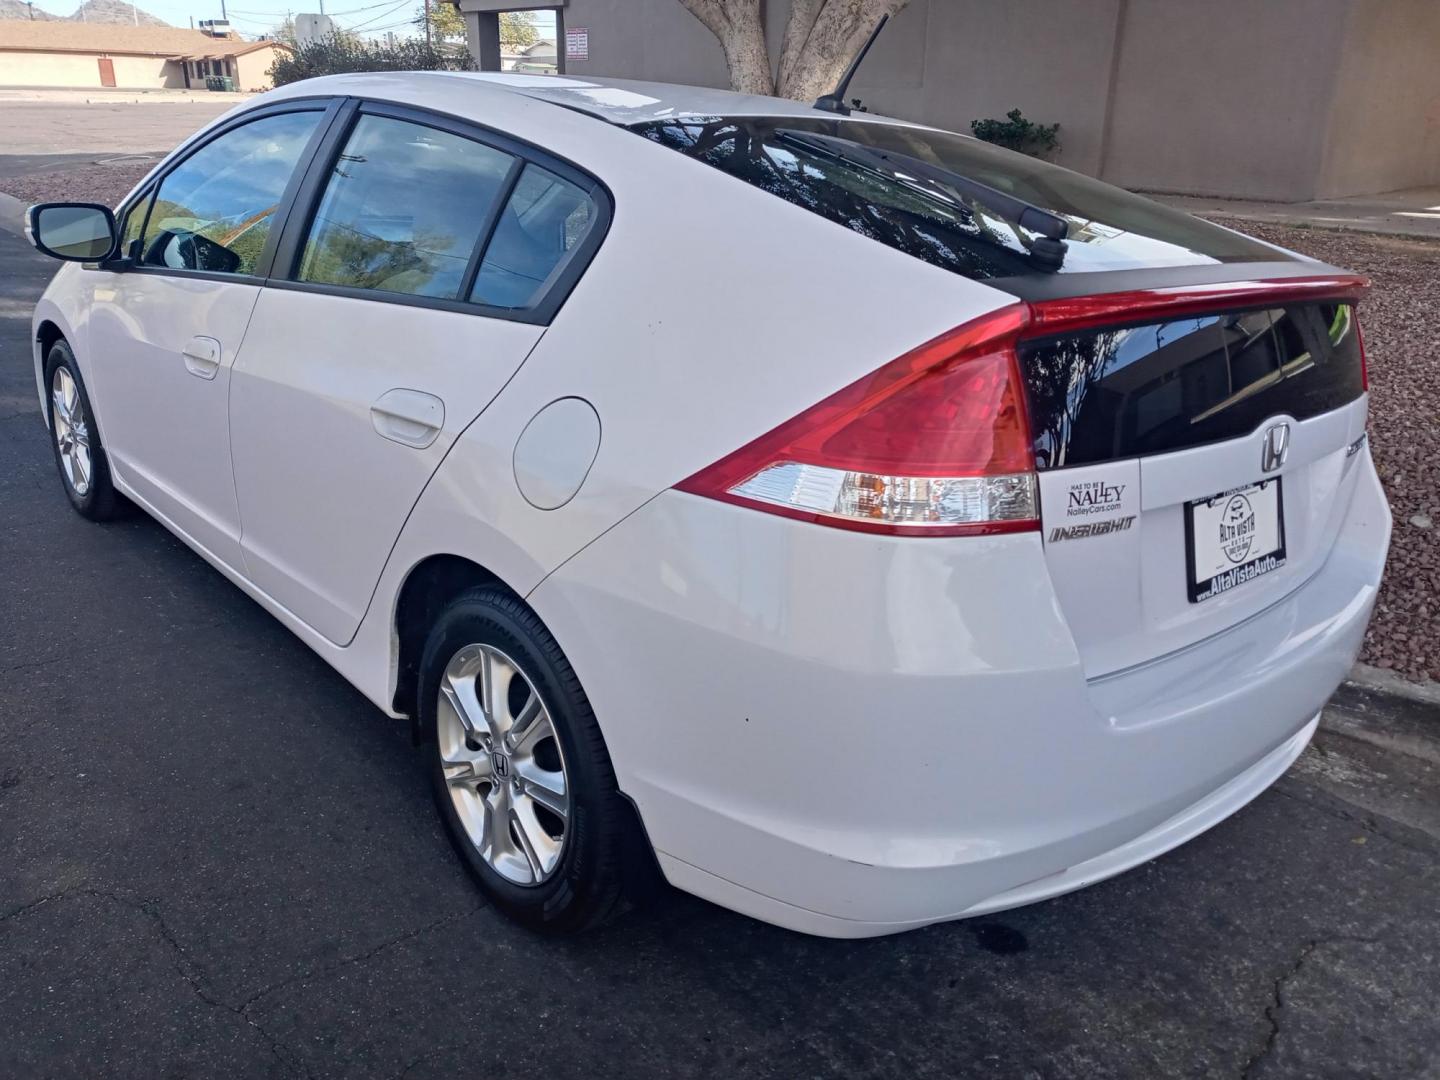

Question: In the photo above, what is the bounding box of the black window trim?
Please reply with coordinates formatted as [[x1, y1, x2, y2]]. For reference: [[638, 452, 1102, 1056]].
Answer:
[[102, 95, 347, 285], [101, 95, 614, 328], [265, 98, 614, 327]]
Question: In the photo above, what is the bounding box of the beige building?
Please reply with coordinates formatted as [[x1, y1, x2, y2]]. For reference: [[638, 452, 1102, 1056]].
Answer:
[[0, 21, 290, 91], [452, 0, 1440, 202], [503, 37, 557, 73]]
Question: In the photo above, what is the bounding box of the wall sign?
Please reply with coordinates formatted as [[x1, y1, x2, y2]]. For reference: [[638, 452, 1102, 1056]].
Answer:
[[565, 26, 589, 61]]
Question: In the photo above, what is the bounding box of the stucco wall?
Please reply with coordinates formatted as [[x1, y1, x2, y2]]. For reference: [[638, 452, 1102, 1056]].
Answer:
[[235, 47, 281, 92], [0, 50, 182, 88], [1099, 0, 1352, 201], [503, 0, 1439, 202], [846, 0, 1121, 177], [1316, 0, 1440, 198], [0, 51, 101, 86], [111, 54, 182, 88], [558, 0, 731, 89]]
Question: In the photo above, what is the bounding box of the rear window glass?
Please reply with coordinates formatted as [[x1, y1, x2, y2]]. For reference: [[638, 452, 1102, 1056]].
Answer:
[[1020, 302, 1363, 469], [633, 116, 1286, 281]]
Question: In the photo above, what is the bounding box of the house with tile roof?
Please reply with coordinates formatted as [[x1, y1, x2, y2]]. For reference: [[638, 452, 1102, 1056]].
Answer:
[[0, 19, 290, 90]]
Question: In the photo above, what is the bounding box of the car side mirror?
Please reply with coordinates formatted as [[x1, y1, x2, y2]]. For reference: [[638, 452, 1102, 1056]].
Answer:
[[26, 202, 118, 262]]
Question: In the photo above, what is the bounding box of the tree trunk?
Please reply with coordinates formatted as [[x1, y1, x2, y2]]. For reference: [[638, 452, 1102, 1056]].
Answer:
[[777, 0, 911, 102], [675, 0, 775, 96], [677, 0, 912, 103]]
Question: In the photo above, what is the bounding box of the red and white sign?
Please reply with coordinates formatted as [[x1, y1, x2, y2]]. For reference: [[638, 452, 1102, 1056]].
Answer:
[[565, 26, 589, 61]]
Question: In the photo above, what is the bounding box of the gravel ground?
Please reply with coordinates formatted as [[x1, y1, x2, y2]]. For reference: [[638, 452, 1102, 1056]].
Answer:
[[1209, 220, 1440, 683], [0, 161, 154, 207], [3, 166, 1436, 682]]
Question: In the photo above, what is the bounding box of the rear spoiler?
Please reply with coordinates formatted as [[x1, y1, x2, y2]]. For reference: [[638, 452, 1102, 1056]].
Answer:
[[990, 259, 1360, 306]]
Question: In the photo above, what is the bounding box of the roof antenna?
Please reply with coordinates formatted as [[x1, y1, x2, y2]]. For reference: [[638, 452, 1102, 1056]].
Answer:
[[813, 14, 889, 116]]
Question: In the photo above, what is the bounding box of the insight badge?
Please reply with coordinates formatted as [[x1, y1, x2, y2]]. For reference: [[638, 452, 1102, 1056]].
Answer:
[[1050, 516, 1136, 542]]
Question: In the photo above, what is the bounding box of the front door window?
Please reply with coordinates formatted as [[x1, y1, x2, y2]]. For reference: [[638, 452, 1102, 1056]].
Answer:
[[139, 110, 322, 276]]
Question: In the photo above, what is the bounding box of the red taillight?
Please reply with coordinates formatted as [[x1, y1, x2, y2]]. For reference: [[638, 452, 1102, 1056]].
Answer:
[[676, 304, 1039, 537], [679, 275, 1371, 538]]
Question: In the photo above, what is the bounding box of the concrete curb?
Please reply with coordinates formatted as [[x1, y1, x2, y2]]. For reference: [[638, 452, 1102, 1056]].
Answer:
[[1344, 663, 1440, 709], [1196, 210, 1440, 244], [0, 191, 26, 237], [1325, 665, 1440, 766], [1148, 191, 1440, 242]]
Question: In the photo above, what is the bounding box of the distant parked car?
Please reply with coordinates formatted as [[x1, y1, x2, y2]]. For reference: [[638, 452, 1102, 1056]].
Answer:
[[26, 73, 1390, 936]]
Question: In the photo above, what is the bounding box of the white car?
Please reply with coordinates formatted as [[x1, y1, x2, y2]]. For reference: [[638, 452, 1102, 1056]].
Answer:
[[26, 72, 1390, 937]]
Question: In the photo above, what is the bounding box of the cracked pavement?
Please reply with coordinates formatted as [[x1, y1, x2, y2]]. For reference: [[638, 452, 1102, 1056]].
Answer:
[[2, 229, 1439, 1079]]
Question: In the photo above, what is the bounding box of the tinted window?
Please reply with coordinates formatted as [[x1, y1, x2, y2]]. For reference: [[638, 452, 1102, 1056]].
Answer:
[[141, 111, 321, 275], [634, 116, 1286, 281], [470, 163, 597, 309], [297, 114, 514, 299], [1021, 303, 1364, 469]]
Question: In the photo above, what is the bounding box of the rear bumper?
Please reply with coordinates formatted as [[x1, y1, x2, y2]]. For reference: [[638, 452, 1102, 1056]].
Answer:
[[530, 450, 1390, 937]]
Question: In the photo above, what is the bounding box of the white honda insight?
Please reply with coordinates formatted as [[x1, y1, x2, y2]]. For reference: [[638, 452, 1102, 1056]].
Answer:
[[26, 72, 1390, 937]]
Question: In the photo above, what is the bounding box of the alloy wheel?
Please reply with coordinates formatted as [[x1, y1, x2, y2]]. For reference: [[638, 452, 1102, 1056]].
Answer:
[[437, 642, 570, 885], [51, 366, 92, 497]]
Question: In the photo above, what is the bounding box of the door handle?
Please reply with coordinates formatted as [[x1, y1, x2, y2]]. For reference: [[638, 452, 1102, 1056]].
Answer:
[[370, 388, 445, 449], [181, 336, 222, 380]]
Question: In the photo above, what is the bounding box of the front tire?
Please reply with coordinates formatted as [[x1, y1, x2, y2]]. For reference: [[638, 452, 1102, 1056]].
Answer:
[[44, 340, 125, 521], [419, 586, 641, 932]]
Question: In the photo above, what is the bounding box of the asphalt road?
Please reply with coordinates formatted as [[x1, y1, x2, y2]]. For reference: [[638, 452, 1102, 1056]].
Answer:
[[0, 93, 239, 159], [1, 226, 1438, 1080]]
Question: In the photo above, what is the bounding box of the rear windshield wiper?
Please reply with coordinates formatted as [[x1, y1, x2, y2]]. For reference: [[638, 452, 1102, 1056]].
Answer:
[[774, 128, 1070, 272]]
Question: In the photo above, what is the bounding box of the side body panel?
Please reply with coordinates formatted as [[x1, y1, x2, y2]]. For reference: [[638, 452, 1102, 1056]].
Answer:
[[228, 289, 544, 645], [83, 272, 260, 569], [32, 263, 92, 419], [322, 73, 1019, 636], [35, 77, 1014, 721]]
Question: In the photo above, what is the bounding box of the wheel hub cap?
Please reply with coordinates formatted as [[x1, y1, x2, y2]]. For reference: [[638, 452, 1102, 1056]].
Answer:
[[490, 749, 512, 780], [51, 367, 92, 497], [436, 643, 570, 886]]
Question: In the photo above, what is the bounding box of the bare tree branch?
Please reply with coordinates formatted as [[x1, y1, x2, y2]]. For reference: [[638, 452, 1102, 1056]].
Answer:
[[674, 0, 734, 37], [675, 0, 774, 95], [675, 0, 910, 101], [776, 0, 912, 102], [777, 0, 824, 92]]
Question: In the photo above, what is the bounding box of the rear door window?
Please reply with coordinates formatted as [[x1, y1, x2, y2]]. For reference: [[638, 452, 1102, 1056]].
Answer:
[[297, 114, 516, 299], [469, 163, 599, 309]]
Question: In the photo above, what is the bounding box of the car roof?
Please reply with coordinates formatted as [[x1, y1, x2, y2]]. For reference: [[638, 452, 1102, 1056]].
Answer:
[[396, 71, 919, 129]]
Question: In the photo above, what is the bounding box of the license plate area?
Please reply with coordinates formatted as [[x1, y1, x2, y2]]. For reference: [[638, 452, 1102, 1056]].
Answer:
[[1184, 478, 1287, 603]]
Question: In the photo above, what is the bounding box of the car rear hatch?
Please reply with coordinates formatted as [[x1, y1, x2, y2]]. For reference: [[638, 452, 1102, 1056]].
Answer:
[[631, 113, 1374, 677], [1019, 279, 1370, 677]]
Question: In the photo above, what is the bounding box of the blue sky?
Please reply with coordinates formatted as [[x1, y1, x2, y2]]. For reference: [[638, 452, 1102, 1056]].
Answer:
[[32, 0, 554, 40]]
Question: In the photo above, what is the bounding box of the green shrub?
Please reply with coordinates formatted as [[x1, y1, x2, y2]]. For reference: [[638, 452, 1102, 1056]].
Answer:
[[970, 108, 1060, 158], [269, 33, 475, 87]]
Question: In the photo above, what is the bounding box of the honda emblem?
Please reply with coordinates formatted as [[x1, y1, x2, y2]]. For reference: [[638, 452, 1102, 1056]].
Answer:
[[1261, 423, 1290, 473]]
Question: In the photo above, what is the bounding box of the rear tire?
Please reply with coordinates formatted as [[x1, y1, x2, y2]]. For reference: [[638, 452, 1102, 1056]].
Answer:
[[44, 340, 126, 522], [419, 586, 645, 932]]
